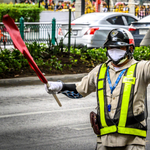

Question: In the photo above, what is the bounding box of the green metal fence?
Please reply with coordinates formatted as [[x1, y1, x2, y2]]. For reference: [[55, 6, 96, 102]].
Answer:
[[0, 21, 62, 46]]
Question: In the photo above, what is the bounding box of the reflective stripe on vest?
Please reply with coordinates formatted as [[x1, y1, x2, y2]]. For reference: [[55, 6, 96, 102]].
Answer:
[[97, 63, 147, 137]]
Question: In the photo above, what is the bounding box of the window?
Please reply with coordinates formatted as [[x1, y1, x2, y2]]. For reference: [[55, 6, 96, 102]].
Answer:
[[124, 16, 138, 25], [107, 16, 124, 25]]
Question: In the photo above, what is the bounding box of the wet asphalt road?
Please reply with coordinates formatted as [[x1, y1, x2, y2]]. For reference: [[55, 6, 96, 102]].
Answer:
[[0, 83, 150, 150], [0, 83, 97, 150]]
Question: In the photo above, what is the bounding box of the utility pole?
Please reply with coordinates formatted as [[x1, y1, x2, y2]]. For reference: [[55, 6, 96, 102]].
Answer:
[[75, 0, 85, 18], [128, 0, 135, 15], [81, 0, 85, 15], [39, 0, 40, 8], [75, 0, 81, 18], [107, 0, 110, 11]]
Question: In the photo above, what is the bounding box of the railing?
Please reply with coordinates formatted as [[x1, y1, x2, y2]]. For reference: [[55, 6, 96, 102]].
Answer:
[[0, 22, 62, 46]]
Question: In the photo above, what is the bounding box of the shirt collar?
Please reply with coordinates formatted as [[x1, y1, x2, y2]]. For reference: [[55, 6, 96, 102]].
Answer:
[[106, 58, 138, 72]]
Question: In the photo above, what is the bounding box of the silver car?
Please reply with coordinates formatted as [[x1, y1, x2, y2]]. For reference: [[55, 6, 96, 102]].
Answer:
[[57, 12, 138, 48], [129, 15, 150, 47]]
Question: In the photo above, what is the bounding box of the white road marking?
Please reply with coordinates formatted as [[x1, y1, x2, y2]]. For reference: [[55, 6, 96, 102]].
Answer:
[[73, 127, 91, 130], [0, 106, 95, 119], [65, 123, 91, 130]]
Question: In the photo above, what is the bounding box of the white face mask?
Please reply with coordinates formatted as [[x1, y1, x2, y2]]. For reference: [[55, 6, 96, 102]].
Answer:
[[107, 49, 126, 61], [107, 48, 128, 65]]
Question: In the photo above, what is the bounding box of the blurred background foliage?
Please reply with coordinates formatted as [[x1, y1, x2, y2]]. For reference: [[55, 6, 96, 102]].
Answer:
[[0, 3, 44, 22]]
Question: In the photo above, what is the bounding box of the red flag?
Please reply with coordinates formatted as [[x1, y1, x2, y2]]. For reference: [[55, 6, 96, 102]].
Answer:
[[2, 14, 47, 84]]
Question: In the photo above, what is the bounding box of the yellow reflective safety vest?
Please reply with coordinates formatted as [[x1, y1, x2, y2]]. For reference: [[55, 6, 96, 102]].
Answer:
[[97, 63, 147, 137]]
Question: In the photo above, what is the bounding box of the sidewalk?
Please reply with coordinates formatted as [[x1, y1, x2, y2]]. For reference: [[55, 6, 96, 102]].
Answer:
[[0, 73, 87, 87]]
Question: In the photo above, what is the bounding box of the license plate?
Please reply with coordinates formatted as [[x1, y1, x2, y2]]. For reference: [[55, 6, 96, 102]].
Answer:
[[72, 30, 78, 36], [139, 29, 149, 35]]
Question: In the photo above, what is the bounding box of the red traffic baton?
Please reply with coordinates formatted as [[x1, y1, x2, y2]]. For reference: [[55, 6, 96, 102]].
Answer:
[[3, 14, 62, 107]]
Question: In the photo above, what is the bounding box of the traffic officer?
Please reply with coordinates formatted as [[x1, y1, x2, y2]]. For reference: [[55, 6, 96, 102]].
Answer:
[[45, 28, 148, 150]]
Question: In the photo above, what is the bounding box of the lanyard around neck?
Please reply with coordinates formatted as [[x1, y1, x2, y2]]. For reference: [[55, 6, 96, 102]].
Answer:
[[107, 66, 127, 94]]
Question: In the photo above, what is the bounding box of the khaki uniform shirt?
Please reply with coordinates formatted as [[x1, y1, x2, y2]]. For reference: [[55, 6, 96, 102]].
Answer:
[[76, 58, 150, 147]]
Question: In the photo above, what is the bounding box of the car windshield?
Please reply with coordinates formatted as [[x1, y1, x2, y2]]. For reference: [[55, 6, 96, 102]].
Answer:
[[139, 15, 150, 22], [72, 13, 106, 24]]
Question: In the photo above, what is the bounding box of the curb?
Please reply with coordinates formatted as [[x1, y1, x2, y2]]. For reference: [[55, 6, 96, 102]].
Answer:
[[0, 73, 87, 87]]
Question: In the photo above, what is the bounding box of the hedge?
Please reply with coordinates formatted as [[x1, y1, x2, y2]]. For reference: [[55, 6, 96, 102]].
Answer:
[[0, 3, 44, 22], [1, 42, 150, 78]]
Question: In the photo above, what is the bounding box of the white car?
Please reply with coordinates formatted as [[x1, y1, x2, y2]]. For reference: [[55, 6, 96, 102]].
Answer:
[[57, 12, 138, 48]]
